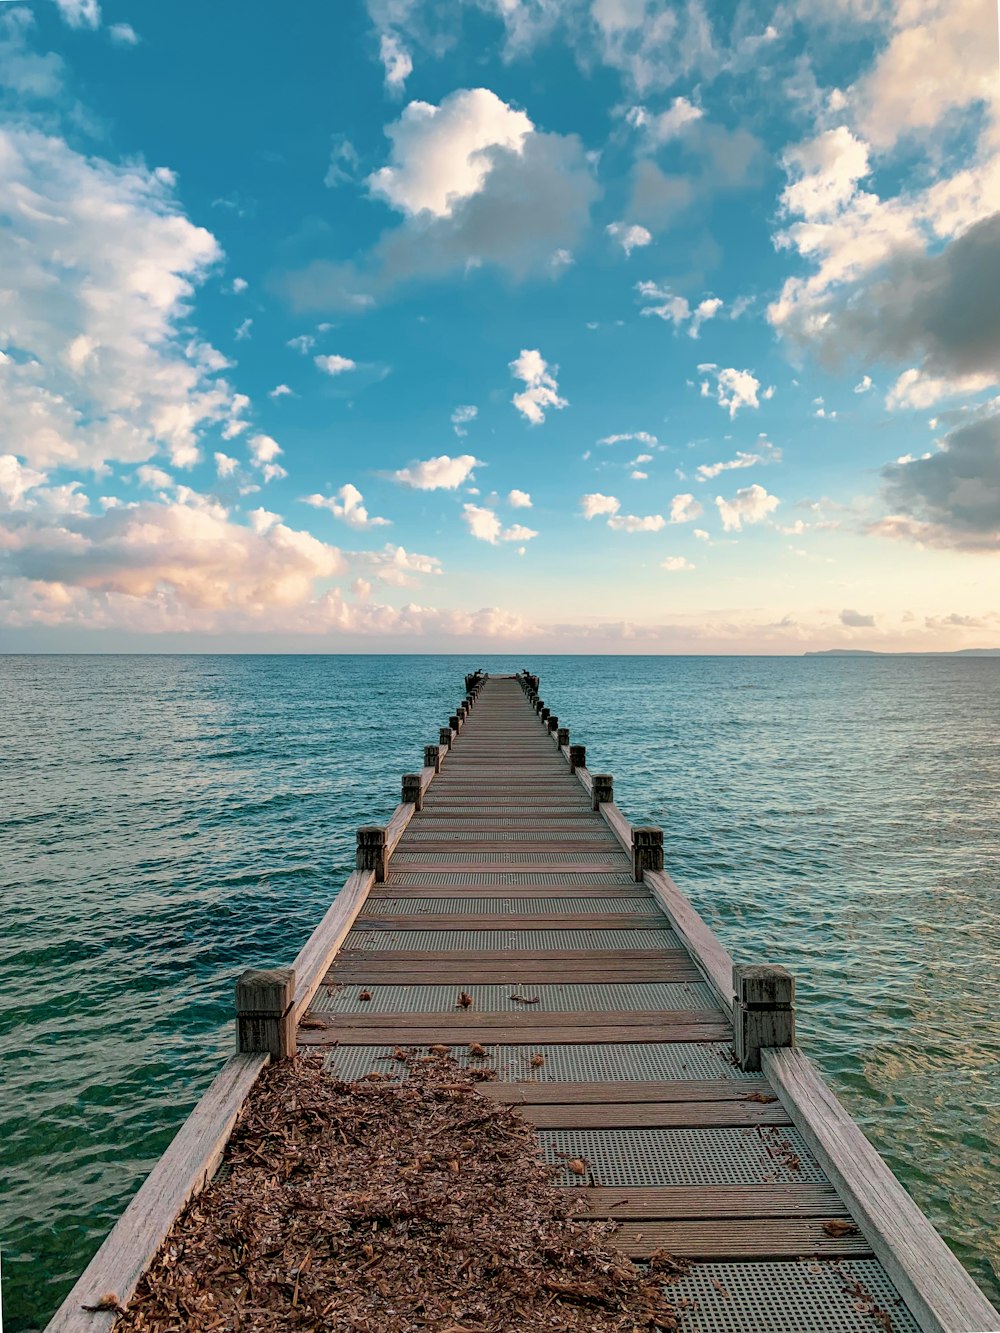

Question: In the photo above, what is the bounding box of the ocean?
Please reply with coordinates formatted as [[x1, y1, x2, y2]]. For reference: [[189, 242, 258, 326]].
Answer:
[[2, 653, 998, 1329]]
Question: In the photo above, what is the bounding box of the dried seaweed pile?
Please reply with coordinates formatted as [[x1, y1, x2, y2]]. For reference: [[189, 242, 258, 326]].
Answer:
[[117, 1053, 681, 1332]]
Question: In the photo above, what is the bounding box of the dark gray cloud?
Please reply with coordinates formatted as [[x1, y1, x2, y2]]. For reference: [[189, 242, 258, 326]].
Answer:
[[878, 409, 1000, 550]]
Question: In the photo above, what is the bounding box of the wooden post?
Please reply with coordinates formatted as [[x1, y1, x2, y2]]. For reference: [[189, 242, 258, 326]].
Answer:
[[402, 772, 423, 812], [439, 726, 452, 750], [734, 964, 795, 1071], [569, 744, 586, 773], [236, 967, 296, 1059], [632, 826, 664, 881], [592, 773, 613, 808], [424, 743, 441, 774], [465, 693, 474, 710], [449, 713, 461, 734], [557, 726, 569, 747], [547, 714, 559, 734], [357, 825, 388, 882], [456, 704, 467, 722], [540, 706, 550, 722], [534, 699, 543, 715]]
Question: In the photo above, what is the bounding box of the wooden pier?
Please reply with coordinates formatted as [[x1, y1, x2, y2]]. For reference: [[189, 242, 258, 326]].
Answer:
[[47, 672, 1000, 1332]]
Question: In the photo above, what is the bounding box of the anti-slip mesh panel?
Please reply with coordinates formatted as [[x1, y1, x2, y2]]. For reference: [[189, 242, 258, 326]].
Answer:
[[654, 1261, 920, 1333], [343, 927, 682, 950], [322, 1041, 749, 1082], [538, 1127, 827, 1186], [360, 896, 656, 915], [391, 852, 629, 865], [314, 981, 718, 1014], [386, 872, 637, 887]]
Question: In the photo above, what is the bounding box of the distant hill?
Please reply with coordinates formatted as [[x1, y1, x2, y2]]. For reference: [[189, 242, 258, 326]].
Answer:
[[805, 648, 1000, 657]]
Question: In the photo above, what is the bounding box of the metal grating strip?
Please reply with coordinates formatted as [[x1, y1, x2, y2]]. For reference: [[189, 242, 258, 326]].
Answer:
[[343, 928, 681, 950], [654, 1261, 920, 1333], [360, 896, 655, 915], [538, 1127, 828, 1186], [314, 982, 719, 1014], [386, 872, 637, 887], [323, 1042, 752, 1082]]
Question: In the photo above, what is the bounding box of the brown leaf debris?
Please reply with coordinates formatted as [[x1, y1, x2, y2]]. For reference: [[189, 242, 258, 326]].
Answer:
[[116, 1053, 681, 1332]]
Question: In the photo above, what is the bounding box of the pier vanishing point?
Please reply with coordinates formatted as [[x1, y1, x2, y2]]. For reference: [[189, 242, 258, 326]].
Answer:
[[47, 672, 1000, 1332]]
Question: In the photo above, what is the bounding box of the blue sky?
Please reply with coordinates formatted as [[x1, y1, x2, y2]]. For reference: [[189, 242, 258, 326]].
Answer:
[[1, 0, 998, 651]]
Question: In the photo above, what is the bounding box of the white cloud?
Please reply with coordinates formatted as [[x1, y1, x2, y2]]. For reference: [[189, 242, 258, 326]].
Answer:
[[314, 354, 357, 375], [696, 440, 782, 480], [661, 555, 695, 571], [451, 404, 477, 436], [885, 367, 997, 411], [379, 30, 413, 92], [55, 0, 100, 29], [599, 431, 659, 447], [368, 87, 532, 218], [780, 126, 871, 222], [247, 434, 287, 484], [108, 21, 139, 45], [0, 126, 235, 473], [854, 374, 873, 393], [507, 489, 532, 508], [607, 221, 653, 256], [351, 542, 442, 585], [693, 528, 710, 540], [135, 465, 173, 491], [669, 493, 703, 523], [0, 454, 47, 511], [231, 277, 248, 294], [390, 453, 481, 489], [700, 366, 769, 417], [248, 507, 281, 534], [235, 317, 253, 341], [510, 348, 568, 424], [580, 492, 621, 519], [636, 282, 722, 336], [626, 98, 703, 142], [715, 483, 780, 531], [630, 470, 647, 480], [303, 483, 390, 530], [607, 512, 665, 532], [462, 502, 537, 543], [288, 334, 316, 354], [268, 384, 295, 399], [840, 607, 876, 627]]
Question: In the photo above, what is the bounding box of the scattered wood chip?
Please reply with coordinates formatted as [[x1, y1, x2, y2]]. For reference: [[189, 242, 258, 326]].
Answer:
[[456, 991, 474, 1009], [357, 990, 372, 1002], [468, 1042, 487, 1057], [298, 1016, 326, 1029], [429, 1044, 452, 1055], [744, 1092, 778, 1103], [822, 1219, 860, 1237], [567, 1158, 588, 1177], [116, 1053, 683, 1332], [509, 994, 540, 1004], [529, 1053, 546, 1068]]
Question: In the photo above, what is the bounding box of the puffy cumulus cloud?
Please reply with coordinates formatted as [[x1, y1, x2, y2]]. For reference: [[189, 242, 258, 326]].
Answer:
[[390, 453, 481, 489], [135, 464, 174, 490], [315, 354, 357, 375], [715, 483, 779, 531], [281, 90, 597, 308], [368, 88, 532, 218], [696, 438, 782, 480], [247, 434, 287, 484], [607, 221, 652, 256], [661, 555, 695, 571], [302, 483, 391, 530], [625, 98, 703, 143], [0, 126, 238, 473], [0, 494, 343, 612], [451, 404, 477, 436], [636, 283, 722, 336], [874, 410, 1000, 550], [269, 383, 294, 399], [780, 127, 871, 221], [607, 511, 665, 532], [507, 489, 532, 508], [510, 348, 568, 425], [349, 542, 442, 586], [55, 0, 100, 30], [0, 454, 48, 511], [668, 493, 703, 523], [462, 503, 538, 544], [580, 492, 621, 519], [840, 608, 876, 627], [108, 21, 139, 44], [700, 366, 771, 417], [885, 368, 997, 411], [850, 0, 999, 151], [379, 30, 412, 92]]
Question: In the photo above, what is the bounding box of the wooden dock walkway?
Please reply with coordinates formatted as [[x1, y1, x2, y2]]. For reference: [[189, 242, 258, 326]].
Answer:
[[46, 672, 1000, 1332]]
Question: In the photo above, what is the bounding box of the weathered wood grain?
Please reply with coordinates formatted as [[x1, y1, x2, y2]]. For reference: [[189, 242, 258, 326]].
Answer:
[[607, 1219, 874, 1260], [290, 869, 375, 1023], [480, 1078, 772, 1105], [644, 869, 735, 1014], [568, 1183, 848, 1220]]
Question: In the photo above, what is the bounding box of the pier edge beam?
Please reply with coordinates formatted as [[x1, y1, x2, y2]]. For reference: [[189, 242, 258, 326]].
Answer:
[[632, 825, 664, 881], [734, 963, 795, 1071], [236, 967, 296, 1059], [424, 743, 442, 774], [357, 825, 388, 882], [569, 743, 586, 774], [592, 773, 613, 810], [402, 772, 423, 811]]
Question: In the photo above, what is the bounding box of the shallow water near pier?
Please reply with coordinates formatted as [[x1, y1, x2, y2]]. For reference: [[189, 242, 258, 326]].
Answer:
[[1, 653, 998, 1329]]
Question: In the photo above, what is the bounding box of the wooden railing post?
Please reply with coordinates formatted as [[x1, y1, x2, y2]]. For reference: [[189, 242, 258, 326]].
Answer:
[[540, 706, 550, 723], [424, 743, 442, 774], [592, 773, 613, 809], [734, 964, 795, 1071], [631, 826, 664, 881], [557, 726, 569, 747], [569, 744, 586, 773], [236, 967, 296, 1059], [357, 825, 388, 882], [546, 714, 558, 734], [402, 772, 423, 812], [449, 713, 461, 734], [439, 725, 452, 750]]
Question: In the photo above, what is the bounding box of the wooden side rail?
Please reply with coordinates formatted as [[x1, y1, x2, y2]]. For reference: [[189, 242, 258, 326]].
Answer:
[[45, 1054, 269, 1332], [763, 1047, 1000, 1333]]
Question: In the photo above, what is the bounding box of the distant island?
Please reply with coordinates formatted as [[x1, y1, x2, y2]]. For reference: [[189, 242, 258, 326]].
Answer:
[[805, 648, 1000, 656]]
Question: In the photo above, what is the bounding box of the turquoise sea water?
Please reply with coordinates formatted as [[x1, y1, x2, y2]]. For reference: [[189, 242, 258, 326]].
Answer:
[[1, 653, 998, 1329]]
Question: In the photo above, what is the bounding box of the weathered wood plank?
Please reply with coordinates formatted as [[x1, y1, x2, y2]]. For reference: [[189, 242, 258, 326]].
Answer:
[[644, 869, 735, 1014], [299, 1016, 732, 1045], [480, 1079, 772, 1105], [570, 1184, 848, 1220], [599, 802, 634, 856], [763, 1046, 1000, 1333], [607, 1219, 874, 1260], [354, 913, 671, 929], [44, 1054, 268, 1333], [290, 869, 375, 1023], [517, 1100, 791, 1129]]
